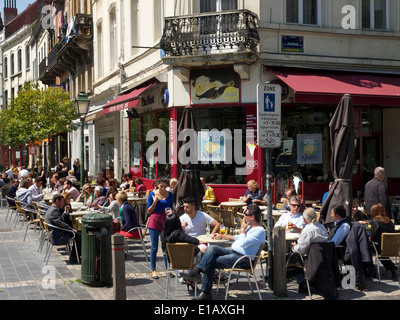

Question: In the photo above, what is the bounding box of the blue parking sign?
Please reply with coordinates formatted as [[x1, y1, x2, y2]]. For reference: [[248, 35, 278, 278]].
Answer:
[[264, 93, 275, 112]]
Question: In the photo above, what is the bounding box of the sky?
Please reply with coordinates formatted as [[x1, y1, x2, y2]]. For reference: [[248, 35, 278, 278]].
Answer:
[[0, 0, 34, 18]]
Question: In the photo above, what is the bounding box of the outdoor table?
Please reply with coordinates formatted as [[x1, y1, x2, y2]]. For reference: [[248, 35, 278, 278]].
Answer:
[[70, 201, 84, 211], [285, 230, 300, 241], [197, 234, 230, 244], [69, 210, 95, 230], [127, 197, 147, 206], [43, 193, 56, 205], [262, 209, 289, 225], [202, 199, 213, 211], [220, 201, 246, 215]]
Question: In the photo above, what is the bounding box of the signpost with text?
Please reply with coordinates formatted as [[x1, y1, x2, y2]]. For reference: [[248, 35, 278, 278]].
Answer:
[[257, 83, 282, 290]]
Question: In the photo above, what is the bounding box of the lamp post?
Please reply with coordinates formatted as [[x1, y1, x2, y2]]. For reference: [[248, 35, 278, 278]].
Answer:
[[75, 91, 90, 187]]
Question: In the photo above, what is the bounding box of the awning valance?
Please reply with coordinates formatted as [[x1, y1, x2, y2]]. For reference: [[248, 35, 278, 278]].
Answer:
[[102, 82, 155, 115], [269, 68, 400, 106]]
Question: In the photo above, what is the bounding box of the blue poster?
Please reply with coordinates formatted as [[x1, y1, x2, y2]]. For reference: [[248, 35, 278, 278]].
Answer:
[[297, 134, 322, 164]]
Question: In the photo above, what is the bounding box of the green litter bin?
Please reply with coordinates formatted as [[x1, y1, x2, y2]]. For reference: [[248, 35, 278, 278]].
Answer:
[[81, 212, 113, 287]]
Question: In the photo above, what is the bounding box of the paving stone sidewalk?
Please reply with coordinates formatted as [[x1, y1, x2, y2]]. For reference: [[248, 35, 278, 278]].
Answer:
[[0, 206, 399, 301]]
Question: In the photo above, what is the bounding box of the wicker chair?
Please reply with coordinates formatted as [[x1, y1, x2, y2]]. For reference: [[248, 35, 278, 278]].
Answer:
[[165, 243, 198, 298]]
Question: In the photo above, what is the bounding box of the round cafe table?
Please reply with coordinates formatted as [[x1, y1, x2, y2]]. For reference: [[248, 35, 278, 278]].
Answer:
[[202, 199, 213, 211], [68, 210, 95, 230], [197, 234, 230, 244], [220, 201, 246, 215]]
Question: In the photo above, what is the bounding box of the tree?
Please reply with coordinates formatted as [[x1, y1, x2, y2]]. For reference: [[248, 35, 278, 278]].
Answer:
[[0, 82, 78, 148]]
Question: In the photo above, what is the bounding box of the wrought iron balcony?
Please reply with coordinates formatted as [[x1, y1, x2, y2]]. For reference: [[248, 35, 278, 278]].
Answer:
[[160, 10, 259, 64], [39, 13, 93, 84]]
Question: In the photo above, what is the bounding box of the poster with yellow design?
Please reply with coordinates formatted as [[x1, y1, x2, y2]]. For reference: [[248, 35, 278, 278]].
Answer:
[[190, 67, 240, 104], [297, 134, 322, 164], [198, 130, 226, 162]]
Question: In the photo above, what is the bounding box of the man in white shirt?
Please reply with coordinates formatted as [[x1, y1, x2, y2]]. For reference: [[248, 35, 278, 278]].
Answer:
[[28, 177, 45, 202], [274, 196, 305, 232], [180, 197, 220, 253], [290, 208, 329, 255], [287, 208, 329, 291], [182, 204, 265, 300], [18, 166, 30, 180]]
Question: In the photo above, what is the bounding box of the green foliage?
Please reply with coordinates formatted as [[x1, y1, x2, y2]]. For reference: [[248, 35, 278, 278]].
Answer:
[[0, 82, 79, 148]]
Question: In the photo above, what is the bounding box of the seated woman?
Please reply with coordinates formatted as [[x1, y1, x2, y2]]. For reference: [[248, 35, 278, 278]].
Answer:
[[241, 179, 265, 205], [134, 177, 146, 195], [98, 187, 119, 220], [161, 213, 201, 289], [351, 199, 368, 224], [370, 203, 397, 279], [200, 177, 216, 204], [76, 183, 94, 207], [115, 191, 141, 239]]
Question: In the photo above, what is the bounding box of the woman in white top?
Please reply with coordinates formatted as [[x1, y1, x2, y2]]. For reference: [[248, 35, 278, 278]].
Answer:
[[99, 188, 120, 219]]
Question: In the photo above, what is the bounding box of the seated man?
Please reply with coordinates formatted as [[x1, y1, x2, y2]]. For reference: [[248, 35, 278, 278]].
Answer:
[[63, 179, 80, 201], [277, 187, 296, 211], [6, 178, 19, 206], [16, 180, 33, 208], [89, 186, 106, 208], [181, 204, 265, 300], [274, 196, 305, 233], [286, 208, 329, 291], [44, 194, 81, 263], [180, 197, 220, 253], [325, 205, 352, 248], [28, 177, 45, 202]]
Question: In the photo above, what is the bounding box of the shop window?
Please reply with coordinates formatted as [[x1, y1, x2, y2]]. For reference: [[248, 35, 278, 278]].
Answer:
[[286, 0, 320, 25], [130, 118, 140, 168], [361, 109, 382, 133], [271, 107, 333, 182], [141, 110, 171, 180], [177, 106, 246, 184]]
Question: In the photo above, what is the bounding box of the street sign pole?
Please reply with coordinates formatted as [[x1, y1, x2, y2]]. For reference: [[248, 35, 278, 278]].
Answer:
[[257, 83, 282, 289]]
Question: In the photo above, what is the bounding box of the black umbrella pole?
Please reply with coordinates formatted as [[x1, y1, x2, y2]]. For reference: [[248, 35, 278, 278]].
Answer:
[[265, 148, 274, 288]]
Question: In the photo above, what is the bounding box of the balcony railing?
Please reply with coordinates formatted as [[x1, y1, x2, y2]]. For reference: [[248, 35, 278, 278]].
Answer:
[[38, 58, 47, 79], [160, 10, 259, 58]]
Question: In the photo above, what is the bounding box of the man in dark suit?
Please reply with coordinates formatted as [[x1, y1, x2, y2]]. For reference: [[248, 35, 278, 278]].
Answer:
[[45, 194, 81, 263], [6, 178, 19, 206], [364, 167, 391, 218]]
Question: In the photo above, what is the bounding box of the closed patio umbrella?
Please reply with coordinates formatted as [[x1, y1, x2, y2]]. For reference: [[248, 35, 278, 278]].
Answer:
[[320, 94, 355, 224], [173, 106, 205, 215]]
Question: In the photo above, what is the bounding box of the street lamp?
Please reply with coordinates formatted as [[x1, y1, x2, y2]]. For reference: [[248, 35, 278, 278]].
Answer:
[[75, 91, 90, 187]]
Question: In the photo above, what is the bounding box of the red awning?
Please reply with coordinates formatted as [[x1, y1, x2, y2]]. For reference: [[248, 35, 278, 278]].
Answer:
[[102, 82, 154, 115], [270, 68, 400, 106]]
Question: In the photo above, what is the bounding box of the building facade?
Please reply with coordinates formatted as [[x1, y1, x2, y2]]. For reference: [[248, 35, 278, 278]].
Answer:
[[2, 0, 399, 204], [85, 0, 400, 203]]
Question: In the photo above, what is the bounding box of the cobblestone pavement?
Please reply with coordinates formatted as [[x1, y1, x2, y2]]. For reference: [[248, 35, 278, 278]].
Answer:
[[0, 206, 399, 301]]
